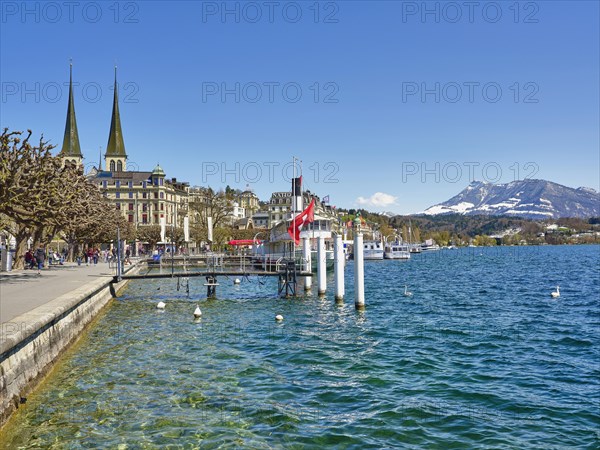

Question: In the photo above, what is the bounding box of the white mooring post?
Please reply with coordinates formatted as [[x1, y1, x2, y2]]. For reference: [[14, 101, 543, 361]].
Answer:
[[302, 237, 312, 290], [317, 235, 326, 295], [334, 234, 344, 302], [354, 232, 365, 309]]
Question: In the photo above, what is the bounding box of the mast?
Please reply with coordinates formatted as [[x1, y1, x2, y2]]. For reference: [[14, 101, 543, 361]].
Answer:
[[292, 156, 297, 257]]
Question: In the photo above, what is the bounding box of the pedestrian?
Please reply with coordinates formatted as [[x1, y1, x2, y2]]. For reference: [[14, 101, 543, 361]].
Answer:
[[34, 245, 46, 275], [24, 249, 34, 269], [93, 248, 99, 265]]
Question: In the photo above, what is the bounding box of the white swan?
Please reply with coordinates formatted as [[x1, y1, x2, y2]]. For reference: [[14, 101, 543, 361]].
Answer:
[[275, 314, 284, 321], [156, 301, 166, 309], [234, 278, 241, 284], [403, 285, 413, 297], [193, 305, 202, 318], [551, 286, 560, 298]]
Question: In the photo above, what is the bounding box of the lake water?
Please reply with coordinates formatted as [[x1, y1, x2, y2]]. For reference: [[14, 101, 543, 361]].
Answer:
[[1, 245, 599, 449]]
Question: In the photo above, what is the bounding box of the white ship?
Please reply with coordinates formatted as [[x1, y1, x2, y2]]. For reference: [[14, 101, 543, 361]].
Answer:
[[363, 240, 384, 260], [384, 242, 411, 260]]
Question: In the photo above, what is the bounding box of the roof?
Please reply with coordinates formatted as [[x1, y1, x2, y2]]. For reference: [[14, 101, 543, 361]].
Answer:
[[93, 170, 152, 182], [59, 64, 82, 158], [152, 164, 166, 176], [105, 67, 127, 157]]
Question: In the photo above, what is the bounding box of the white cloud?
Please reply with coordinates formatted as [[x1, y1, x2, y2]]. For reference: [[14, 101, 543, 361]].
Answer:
[[356, 192, 398, 208]]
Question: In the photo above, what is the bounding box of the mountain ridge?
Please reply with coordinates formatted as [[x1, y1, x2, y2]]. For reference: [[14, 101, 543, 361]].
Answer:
[[421, 179, 599, 219]]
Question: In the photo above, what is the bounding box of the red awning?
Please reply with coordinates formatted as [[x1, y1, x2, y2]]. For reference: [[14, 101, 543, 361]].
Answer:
[[227, 239, 262, 246]]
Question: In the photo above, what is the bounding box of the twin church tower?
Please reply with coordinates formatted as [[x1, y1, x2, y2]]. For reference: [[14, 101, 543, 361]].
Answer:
[[59, 64, 127, 173]]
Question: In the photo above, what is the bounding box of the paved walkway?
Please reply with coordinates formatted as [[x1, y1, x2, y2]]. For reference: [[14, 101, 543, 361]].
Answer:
[[0, 262, 120, 324]]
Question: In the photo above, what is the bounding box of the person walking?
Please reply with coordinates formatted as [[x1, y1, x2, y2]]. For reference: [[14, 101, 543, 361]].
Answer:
[[24, 249, 34, 269], [34, 245, 46, 275]]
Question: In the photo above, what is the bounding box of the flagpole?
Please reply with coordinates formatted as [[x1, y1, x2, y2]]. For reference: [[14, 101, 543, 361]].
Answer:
[[292, 156, 298, 260]]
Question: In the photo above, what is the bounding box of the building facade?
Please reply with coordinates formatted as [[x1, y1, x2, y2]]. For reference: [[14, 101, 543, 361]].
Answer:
[[58, 66, 191, 230], [237, 190, 260, 216]]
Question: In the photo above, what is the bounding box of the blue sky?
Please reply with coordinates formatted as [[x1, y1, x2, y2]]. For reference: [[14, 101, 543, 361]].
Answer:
[[1, 1, 598, 214]]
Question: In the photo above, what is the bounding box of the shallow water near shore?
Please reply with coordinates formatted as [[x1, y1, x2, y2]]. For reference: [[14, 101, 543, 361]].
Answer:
[[2, 245, 599, 449]]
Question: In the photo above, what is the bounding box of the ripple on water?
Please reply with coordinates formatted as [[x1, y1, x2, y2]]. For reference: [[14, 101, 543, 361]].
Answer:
[[1, 245, 599, 449]]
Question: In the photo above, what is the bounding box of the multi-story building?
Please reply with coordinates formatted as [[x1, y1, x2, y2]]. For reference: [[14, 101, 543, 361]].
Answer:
[[58, 66, 190, 229], [237, 190, 260, 216], [267, 192, 293, 228], [266, 190, 341, 234], [251, 211, 269, 228]]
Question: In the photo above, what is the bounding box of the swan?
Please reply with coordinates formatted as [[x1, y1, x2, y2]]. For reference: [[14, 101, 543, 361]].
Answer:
[[403, 285, 413, 297], [193, 305, 202, 318], [275, 314, 284, 321], [234, 278, 241, 284], [156, 301, 166, 309], [551, 286, 560, 298]]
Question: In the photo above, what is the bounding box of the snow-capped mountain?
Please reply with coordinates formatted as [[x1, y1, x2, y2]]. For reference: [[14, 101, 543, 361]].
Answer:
[[423, 180, 600, 219]]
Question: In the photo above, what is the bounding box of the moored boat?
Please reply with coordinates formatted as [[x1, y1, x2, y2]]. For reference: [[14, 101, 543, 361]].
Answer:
[[384, 242, 411, 259], [363, 240, 384, 260]]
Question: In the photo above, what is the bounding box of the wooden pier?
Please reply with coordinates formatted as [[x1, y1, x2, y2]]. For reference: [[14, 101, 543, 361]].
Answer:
[[117, 270, 312, 280], [115, 256, 312, 298]]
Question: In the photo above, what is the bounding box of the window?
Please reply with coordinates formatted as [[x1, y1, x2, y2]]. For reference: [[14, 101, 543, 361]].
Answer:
[[143, 181, 147, 188], [110, 160, 115, 171], [116, 180, 120, 188], [129, 203, 134, 211], [142, 204, 147, 212], [159, 178, 163, 186], [102, 181, 107, 188], [117, 161, 123, 171], [129, 192, 133, 199], [116, 203, 121, 210], [154, 192, 158, 199], [142, 192, 147, 199], [160, 204, 164, 211], [128, 181, 133, 188], [115, 192, 120, 199], [142, 214, 148, 224], [160, 192, 164, 199], [128, 215, 133, 222]]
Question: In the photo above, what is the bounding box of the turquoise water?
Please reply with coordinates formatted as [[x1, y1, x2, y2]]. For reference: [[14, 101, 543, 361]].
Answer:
[[2, 245, 599, 449]]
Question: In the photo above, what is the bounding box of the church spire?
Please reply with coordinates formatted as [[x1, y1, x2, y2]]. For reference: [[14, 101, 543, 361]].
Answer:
[[59, 62, 82, 161], [105, 66, 127, 158], [105, 66, 127, 172]]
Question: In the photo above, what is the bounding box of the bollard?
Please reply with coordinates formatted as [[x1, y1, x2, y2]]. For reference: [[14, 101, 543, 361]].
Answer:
[[354, 232, 365, 309], [334, 234, 344, 302], [302, 237, 312, 290], [317, 236, 326, 295]]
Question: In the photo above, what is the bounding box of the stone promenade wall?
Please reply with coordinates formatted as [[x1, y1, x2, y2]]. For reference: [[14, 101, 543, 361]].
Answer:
[[0, 268, 138, 428]]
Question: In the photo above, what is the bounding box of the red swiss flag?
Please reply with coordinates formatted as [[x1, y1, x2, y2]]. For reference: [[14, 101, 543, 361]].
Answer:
[[287, 199, 315, 245]]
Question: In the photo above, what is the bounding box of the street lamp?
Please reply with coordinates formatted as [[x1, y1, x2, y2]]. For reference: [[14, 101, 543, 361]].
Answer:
[[253, 231, 265, 250]]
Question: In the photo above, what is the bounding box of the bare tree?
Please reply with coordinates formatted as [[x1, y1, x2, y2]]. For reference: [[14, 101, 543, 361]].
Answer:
[[0, 129, 128, 268], [189, 187, 233, 245]]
